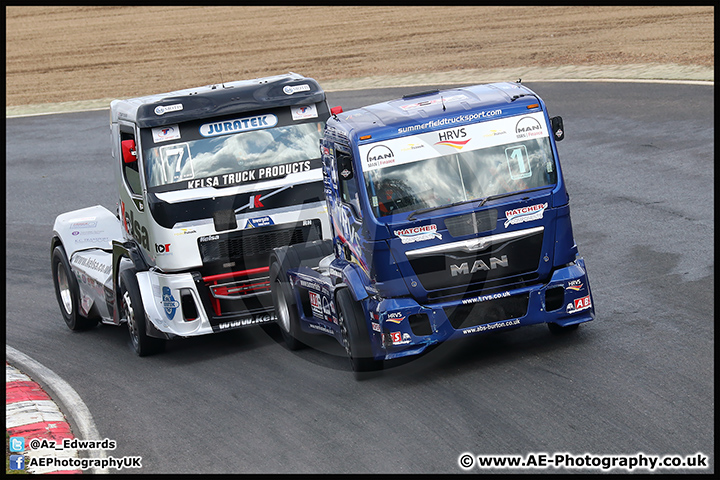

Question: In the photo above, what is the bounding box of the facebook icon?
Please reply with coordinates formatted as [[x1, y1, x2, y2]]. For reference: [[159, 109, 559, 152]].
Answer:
[[10, 455, 25, 471]]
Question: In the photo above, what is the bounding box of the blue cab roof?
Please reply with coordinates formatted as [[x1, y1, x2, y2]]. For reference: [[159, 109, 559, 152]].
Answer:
[[328, 82, 545, 145]]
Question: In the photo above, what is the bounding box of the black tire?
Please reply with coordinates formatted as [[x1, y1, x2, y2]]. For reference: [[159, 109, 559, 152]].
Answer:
[[285, 239, 334, 268], [119, 268, 166, 356], [548, 322, 579, 334], [336, 288, 383, 375], [51, 245, 98, 331], [269, 260, 306, 351]]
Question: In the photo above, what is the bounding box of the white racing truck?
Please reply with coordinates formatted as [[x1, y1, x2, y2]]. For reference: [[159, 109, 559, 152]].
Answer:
[[51, 73, 332, 355]]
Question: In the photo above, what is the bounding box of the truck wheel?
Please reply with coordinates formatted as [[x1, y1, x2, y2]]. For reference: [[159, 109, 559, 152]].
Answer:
[[269, 261, 305, 350], [548, 322, 579, 334], [336, 288, 382, 374], [51, 245, 98, 331], [119, 269, 166, 356]]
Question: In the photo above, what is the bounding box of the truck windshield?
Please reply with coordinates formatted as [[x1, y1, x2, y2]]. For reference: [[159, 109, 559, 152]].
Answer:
[[142, 121, 324, 191], [359, 112, 557, 218]]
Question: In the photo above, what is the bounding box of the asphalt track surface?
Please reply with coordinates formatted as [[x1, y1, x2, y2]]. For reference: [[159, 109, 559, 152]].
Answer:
[[5, 82, 714, 474]]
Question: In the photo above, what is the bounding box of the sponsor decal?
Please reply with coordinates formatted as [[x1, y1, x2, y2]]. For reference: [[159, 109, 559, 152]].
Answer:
[[216, 313, 276, 330], [299, 279, 322, 292], [74, 237, 110, 245], [155, 243, 172, 255], [461, 318, 521, 334], [371, 322, 381, 332], [154, 103, 183, 116], [245, 216, 274, 228], [81, 295, 93, 314], [70, 219, 97, 229], [390, 331, 412, 345], [386, 312, 405, 324], [322, 296, 332, 316], [152, 124, 181, 143], [186, 160, 311, 189], [461, 290, 511, 305], [566, 295, 592, 314], [484, 129, 507, 138], [174, 228, 197, 236], [504, 203, 548, 228], [283, 84, 311, 95], [396, 110, 503, 134], [247, 194, 264, 209], [435, 139, 471, 150], [566, 279, 584, 292], [162, 286, 179, 320], [71, 256, 112, 275], [394, 224, 442, 244], [400, 143, 425, 152], [199, 234, 219, 242], [435, 128, 470, 150], [291, 104, 318, 120], [199, 114, 278, 137], [309, 323, 334, 334], [121, 201, 149, 250], [309, 291, 324, 318], [515, 116, 545, 139], [365, 145, 395, 169]]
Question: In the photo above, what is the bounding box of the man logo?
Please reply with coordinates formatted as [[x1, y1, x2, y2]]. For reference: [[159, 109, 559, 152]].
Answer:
[[366, 145, 394, 165], [450, 255, 509, 276], [515, 117, 544, 138]]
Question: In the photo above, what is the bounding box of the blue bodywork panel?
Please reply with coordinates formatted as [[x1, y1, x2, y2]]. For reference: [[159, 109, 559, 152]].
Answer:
[[283, 82, 594, 361]]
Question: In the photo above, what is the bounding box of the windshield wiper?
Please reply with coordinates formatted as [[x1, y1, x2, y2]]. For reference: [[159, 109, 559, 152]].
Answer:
[[406, 198, 477, 222], [406, 186, 551, 222], [477, 186, 551, 208]]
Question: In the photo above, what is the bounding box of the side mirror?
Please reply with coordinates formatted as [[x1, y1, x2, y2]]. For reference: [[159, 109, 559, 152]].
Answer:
[[122, 139, 137, 163], [550, 116, 565, 142]]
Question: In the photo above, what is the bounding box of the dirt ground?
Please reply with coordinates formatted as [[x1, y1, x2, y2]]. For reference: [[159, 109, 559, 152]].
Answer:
[[5, 6, 714, 109]]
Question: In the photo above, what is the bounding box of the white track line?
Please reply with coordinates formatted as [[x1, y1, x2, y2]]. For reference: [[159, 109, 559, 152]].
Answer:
[[6, 345, 110, 474]]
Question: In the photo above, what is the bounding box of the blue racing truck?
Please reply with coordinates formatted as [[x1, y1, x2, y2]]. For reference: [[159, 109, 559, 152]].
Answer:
[[269, 81, 595, 375]]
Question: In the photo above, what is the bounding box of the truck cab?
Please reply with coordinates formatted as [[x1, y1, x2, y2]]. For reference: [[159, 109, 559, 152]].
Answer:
[[51, 73, 332, 355], [269, 82, 595, 375]]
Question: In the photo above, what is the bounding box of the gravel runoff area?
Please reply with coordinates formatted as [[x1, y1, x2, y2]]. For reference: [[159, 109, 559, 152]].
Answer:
[[5, 6, 713, 117]]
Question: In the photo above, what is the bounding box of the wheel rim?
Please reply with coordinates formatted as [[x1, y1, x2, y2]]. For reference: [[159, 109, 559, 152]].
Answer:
[[123, 290, 140, 349], [274, 280, 291, 333], [56, 264, 73, 315]]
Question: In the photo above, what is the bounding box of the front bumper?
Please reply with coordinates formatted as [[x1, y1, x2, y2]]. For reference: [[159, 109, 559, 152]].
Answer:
[[136, 269, 275, 338], [369, 257, 595, 360]]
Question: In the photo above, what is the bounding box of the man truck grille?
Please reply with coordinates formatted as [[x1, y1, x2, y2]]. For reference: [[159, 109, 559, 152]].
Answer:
[[406, 226, 544, 302]]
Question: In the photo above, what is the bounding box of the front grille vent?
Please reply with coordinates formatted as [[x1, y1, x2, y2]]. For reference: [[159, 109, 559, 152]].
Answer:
[[199, 220, 322, 272], [445, 293, 530, 329], [444, 209, 497, 237]]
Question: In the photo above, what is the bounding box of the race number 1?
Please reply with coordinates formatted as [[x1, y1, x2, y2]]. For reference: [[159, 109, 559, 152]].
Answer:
[[505, 145, 532, 180]]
